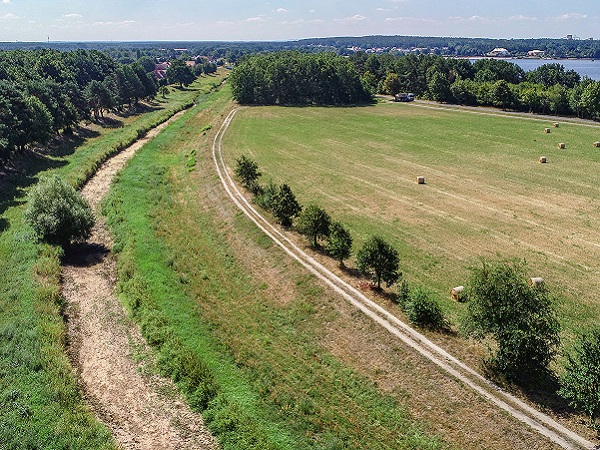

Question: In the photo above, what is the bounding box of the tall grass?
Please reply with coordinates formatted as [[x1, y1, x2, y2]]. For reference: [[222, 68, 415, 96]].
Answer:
[[0, 74, 224, 449]]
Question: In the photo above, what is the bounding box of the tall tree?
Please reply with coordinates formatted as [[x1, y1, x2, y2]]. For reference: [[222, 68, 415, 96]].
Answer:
[[166, 59, 196, 88]]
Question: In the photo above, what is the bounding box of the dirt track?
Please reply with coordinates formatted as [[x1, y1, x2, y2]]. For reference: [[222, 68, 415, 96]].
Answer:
[[62, 112, 218, 450]]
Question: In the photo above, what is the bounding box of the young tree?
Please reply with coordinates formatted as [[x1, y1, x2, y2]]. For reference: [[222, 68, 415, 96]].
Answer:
[[296, 204, 331, 247], [463, 259, 560, 381], [234, 154, 261, 191], [327, 221, 353, 266], [356, 236, 400, 290], [271, 184, 301, 227], [559, 328, 600, 429]]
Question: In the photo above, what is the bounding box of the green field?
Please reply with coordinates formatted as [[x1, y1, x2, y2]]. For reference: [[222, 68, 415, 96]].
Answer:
[[223, 102, 600, 341]]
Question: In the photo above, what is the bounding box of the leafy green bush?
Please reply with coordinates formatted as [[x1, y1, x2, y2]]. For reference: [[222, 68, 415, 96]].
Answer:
[[255, 180, 279, 211], [404, 288, 446, 330], [559, 327, 600, 429], [463, 259, 560, 380], [23, 175, 94, 247], [396, 279, 411, 308]]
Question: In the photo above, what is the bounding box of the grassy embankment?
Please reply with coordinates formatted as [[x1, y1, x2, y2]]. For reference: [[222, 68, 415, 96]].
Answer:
[[0, 74, 222, 449], [102, 86, 446, 449], [223, 104, 600, 347]]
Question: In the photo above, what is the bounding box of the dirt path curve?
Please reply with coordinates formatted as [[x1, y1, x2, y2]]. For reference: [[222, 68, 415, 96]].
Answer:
[[214, 108, 596, 450], [62, 111, 219, 450]]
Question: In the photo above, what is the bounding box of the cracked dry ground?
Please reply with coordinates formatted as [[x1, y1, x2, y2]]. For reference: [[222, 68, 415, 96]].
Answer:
[[61, 115, 219, 450]]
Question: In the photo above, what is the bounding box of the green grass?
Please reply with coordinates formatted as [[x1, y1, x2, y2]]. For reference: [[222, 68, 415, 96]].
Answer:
[[222, 104, 600, 344], [103, 86, 446, 449], [0, 74, 224, 450]]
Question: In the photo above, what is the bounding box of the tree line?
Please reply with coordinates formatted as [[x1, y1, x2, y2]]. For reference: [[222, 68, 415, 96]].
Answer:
[[350, 53, 600, 119], [0, 49, 161, 160], [0, 49, 211, 162], [229, 51, 372, 105]]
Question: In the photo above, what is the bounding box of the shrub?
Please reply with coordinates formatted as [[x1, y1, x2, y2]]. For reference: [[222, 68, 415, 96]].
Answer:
[[255, 179, 278, 211], [23, 175, 94, 247], [396, 279, 411, 308], [559, 327, 600, 429], [463, 259, 560, 381], [404, 288, 446, 330]]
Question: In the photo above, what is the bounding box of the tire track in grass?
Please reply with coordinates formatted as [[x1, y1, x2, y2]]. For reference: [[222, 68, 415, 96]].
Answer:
[[214, 108, 596, 450]]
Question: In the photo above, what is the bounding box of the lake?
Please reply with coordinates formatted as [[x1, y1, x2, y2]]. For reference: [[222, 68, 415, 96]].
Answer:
[[469, 58, 600, 80]]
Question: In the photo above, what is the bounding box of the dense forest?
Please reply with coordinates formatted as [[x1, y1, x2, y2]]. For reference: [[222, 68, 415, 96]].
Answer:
[[0, 49, 201, 161], [229, 52, 371, 105]]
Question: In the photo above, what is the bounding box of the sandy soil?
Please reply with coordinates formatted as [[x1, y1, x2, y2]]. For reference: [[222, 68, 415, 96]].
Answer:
[[62, 113, 219, 450]]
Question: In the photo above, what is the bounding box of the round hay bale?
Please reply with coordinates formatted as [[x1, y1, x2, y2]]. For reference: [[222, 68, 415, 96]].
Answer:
[[539, 156, 547, 163], [544, 128, 551, 133], [553, 122, 559, 128], [594, 141, 600, 148], [529, 277, 544, 287], [450, 286, 466, 302], [558, 143, 566, 149], [416, 176, 425, 184]]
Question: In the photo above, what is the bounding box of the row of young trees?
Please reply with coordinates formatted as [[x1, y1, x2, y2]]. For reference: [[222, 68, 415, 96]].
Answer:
[[236, 154, 600, 429], [349, 53, 600, 119], [229, 51, 372, 105], [0, 49, 162, 160]]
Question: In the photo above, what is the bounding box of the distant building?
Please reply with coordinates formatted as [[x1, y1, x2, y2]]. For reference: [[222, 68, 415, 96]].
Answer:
[[153, 62, 170, 80], [487, 47, 510, 57], [527, 49, 546, 58]]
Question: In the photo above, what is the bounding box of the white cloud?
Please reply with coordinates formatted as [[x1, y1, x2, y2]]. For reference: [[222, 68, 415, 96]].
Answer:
[[556, 12, 588, 20], [385, 16, 438, 24], [280, 18, 325, 25], [64, 13, 83, 19], [335, 14, 367, 24], [1, 13, 19, 20], [246, 16, 265, 22], [2, 0, 10, 4], [92, 20, 137, 27], [508, 15, 538, 21], [275, 8, 287, 13]]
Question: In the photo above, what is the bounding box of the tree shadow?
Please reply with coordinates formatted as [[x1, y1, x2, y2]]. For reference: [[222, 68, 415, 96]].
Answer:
[[0, 150, 68, 216], [63, 242, 110, 267], [0, 218, 8, 235], [484, 367, 578, 421]]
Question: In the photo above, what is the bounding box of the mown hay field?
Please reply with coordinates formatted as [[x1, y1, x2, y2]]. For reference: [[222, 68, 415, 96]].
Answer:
[[223, 102, 600, 341]]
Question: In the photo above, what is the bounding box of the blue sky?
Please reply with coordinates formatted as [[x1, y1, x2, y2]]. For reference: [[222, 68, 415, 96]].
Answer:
[[1, 1, 599, 42]]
